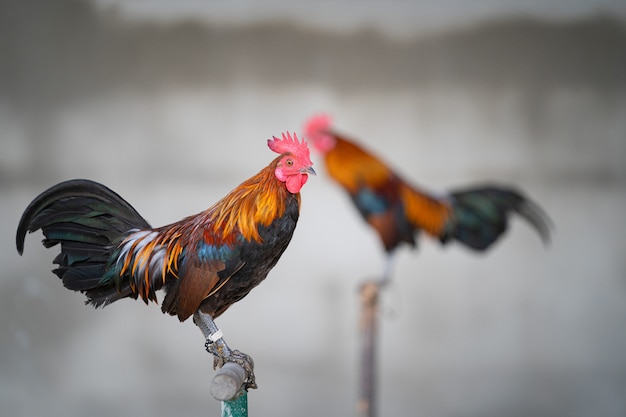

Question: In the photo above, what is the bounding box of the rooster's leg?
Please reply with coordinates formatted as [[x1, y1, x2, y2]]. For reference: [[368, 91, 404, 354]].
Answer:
[[193, 310, 257, 390], [379, 250, 396, 286]]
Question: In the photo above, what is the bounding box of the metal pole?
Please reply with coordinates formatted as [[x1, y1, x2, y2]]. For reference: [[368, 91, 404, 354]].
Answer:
[[212, 362, 247, 401], [193, 311, 250, 416], [358, 280, 380, 417], [211, 352, 249, 417], [221, 389, 248, 417]]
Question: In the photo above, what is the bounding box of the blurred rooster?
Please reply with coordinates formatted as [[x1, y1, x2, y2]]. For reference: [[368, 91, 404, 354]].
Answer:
[[16, 132, 315, 389], [304, 115, 550, 281]]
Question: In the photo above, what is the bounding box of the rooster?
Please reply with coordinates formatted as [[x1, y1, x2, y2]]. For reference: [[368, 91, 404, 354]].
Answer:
[[304, 115, 550, 281], [16, 132, 315, 390]]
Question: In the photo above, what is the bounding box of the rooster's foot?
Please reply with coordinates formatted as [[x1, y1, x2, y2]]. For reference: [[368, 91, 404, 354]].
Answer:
[[205, 341, 256, 390]]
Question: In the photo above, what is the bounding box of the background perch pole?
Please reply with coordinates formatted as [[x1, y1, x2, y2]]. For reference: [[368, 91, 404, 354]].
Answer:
[[358, 280, 380, 417]]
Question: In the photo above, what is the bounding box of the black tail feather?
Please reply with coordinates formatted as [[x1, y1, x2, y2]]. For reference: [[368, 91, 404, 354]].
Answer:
[[56, 264, 107, 290], [16, 179, 150, 305], [516, 197, 552, 244], [446, 185, 551, 250]]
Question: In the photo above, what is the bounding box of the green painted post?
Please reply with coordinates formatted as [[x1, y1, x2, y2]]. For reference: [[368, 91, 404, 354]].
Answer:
[[221, 391, 248, 417], [211, 362, 249, 416], [193, 311, 251, 416]]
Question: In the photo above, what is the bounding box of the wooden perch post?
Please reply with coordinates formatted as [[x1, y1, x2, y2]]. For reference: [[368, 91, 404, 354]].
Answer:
[[358, 280, 381, 417]]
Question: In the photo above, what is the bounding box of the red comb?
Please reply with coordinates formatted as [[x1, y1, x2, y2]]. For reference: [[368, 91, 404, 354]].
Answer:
[[304, 114, 332, 136], [267, 132, 310, 157]]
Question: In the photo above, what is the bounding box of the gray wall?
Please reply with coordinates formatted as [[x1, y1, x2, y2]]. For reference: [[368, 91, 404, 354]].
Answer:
[[2, 2, 625, 416]]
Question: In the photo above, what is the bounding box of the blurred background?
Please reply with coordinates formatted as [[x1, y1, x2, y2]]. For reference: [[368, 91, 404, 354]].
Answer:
[[2, 0, 626, 416]]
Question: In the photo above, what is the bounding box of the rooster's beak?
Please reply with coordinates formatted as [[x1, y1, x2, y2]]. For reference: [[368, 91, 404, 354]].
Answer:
[[301, 166, 317, 176]]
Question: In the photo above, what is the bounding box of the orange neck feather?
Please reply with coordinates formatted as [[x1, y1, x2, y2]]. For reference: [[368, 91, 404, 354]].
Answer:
[[203, 159, 295, 243]]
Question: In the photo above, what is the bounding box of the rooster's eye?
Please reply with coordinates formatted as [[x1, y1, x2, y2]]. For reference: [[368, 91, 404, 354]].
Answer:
[[285, 159, 294, 167]]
